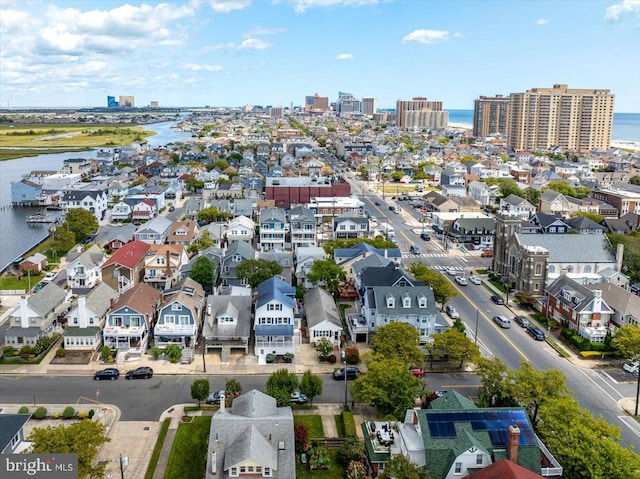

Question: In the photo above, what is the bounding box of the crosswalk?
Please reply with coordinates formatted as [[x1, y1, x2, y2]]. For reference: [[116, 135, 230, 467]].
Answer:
[[431, 265, 465, 272], [403, 252, 447, 258]]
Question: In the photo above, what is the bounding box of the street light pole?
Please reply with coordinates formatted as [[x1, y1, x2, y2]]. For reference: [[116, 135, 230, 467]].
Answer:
[[635, 366, 640, 417], [342, 331, 348, 408]]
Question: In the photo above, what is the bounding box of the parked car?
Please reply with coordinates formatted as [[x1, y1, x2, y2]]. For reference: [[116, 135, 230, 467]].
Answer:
[[370, 217, 378, 224], [434, 390, 448, 397], [409, 366, 425, 378], [513, 316, 530, 328], [290, 391, 308, 404], [469, 275, 482, 285], [481, 249, 494, 258], [389, 205, 396, 212], [33, 281, 47, 292], [332, 367, 361, 380], [409, 245, 420, 254], [526, 326, 546, 341], [125, 366, 154, 379], [206, 390, 226, 404], [445, 305, 460, 319], [420, 232, 431, 241], [455, 276, 468, 286], [93, 368, 120, 381], [623, 362, 639, 374], [42, 271, 58, 283], [168, 205, 175, 212], [490, 295, 504, 305], [493, 315, 511, 329]]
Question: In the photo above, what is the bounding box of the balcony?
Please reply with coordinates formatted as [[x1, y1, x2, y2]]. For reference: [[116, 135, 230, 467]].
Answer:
[[144, 274, 169, 283], [155, 324, 196, 335], [104, 324, 145, 336]]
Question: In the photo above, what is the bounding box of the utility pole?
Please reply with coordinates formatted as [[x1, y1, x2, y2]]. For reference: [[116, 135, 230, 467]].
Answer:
[[635, 366, 640, 417], [474, 308, 479, 344]]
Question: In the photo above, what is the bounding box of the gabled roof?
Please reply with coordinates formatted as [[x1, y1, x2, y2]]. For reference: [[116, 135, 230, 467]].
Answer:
[[223, 240, 255, 261], [370, 286, 438, 316], [73, 244, 106, 269], [501, 194, 532, 208], [467, 459, 544, 479], [28, 283, 67, 317], [102, 240, 151, 269], [539, 189, 565, 202], [289, 205, 315, 222], [565, 216, 606, 231], [260, 206, 286, 222], [351, 252, 392, 277], [257, 277, 295, 298], [224, 424, 278, 472], [585, 282, 640, 318], [77, 283, 118, 317], [256, 277, 296, 310], [135, 215, 172, 235], [0, 414, 30, 451], [230, 389, 278, 418], [361, 263, 420, 288], [109, 282, 161, 324], [304, 287, 341, 329], [530, 213, 568, 229], [203, 295, 252, 339], [229, 215, 254, 229], [516, 233, 615, 264], [334, 242, 402, 261]]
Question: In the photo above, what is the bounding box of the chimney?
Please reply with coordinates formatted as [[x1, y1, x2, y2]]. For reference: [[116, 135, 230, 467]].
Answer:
[[507, 424, 520, 463], [616, 243, 624, 273], [78, 296, 88, 328], [19, 296, 29, 329], [210, 450, 217, 475], [219, 393, 225, 413]]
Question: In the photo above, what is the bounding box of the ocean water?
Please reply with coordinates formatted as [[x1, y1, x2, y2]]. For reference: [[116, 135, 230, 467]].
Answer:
[[446, 109, 640, 142]]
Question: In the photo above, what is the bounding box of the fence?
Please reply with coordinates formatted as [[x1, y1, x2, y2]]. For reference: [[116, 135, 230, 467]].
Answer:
[[0, 289, 26, 295], [309, 438, 346, 448]]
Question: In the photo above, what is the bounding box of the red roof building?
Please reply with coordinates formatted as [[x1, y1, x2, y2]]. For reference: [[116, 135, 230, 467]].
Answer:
[[101, 240, 151, 293]]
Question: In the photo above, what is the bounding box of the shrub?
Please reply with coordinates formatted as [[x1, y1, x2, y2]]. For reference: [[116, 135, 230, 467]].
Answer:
[[54, 412, 61, 419], [56, 348, 66, 358], [18, 406, 29, 414], [327, 354, 337, 364], [338, 437, 364, 466], [151, 347, 161, 360], [77, 411, 88, 419], [284, 352, 294, 363], [266, 353, 276, 364], [294, 423, 309, 453], [88, 409, 95, 419], [342, 410, 357, 437], [34, 407, 47, 419], [62, 406, 75, 419], [3, 346, 16, 357], [165, 344, 182, 364], [345, 346, 359, 364], [20, 345, 32, 355], [101, 345, 112, 361]]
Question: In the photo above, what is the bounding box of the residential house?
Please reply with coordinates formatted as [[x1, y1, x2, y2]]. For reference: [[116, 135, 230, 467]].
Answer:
[[66, 245, 106, 289], [603, 212, 640, 234], [259, 250, 294, 285], [363, 286, 447, 343], [467, 459, 545, 479], [565, 216, 607, 234], [538, 190, 570, 216], [143, 244, 189, 290], [529, 213, 570, 234], [131, 199, 157, 221], [111, 201, 133, 221], [101, 240, 151, 293], [11, 179, 42, 206], [4, 283, 67, 347], [334, 243, 402, 266], [468, 180, 497, 206], [585, 282, 640, 329], [220, 241, 256, 287], [103, 282, 162, 357], [203, 288, 252, 361], [167, 221, 199, 246], [289, 206, 317, 251], [447, 217, 496, 249], [304, 287, 343, 346], [19, 253, 47, 273], [227, 215, 255, 243], [254, 277, 297, 359], [0, 414, 31, 454], [423, 191, 460, 213], [133, 215, 172, 245], [334, 215, 369, 239], [63, 283, 118, 351], [357, 263, 421, 297], [440, 166, 467, 197], [232, 199, 255, 218], [154, 278, 206, 352], [60, 189, 108, 220], [205, 389, 295, 479], [259, 207, 287, 251], [295, 246, 326, 289], [499, 195, 535, 220], [184, 197, 205, 219], [545, 275, 613, 342]]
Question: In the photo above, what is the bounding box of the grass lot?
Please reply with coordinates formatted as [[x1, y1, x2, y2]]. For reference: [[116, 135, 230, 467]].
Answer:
[[0, 147, 90, 161], [0, 123, 156, 160], [295, 449, 344, 479], [376, 184, 418, 194], [164, 416, 211, 479], [0, 272, 45, 291], [294, 415, 324, 439], [334, 415, 345, 437]]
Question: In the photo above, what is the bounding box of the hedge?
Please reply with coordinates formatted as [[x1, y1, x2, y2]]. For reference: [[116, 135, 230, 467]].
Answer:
[[342, 410, 357, 437], [579, 350, 618, 359], [18, 406, 29, 414], [62, 406, 75, 419], [34, 407, 47, 419]]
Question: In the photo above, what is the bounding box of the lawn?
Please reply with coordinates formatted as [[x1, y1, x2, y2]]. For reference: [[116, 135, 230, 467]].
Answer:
[[334, 415, 345, 437], [376, 184, 418, 194], [164, 416, 212, 479], [294, 415, 324, 439], [296, 448, 345, 479], [0, 272, 45, 291]]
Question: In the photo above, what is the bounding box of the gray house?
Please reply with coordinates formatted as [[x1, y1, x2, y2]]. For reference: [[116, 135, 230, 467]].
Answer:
[[203, 290, 252, 361], [206, 390, 295, 479], [220, 241, 256, 287], [134, 216, 173, 245]]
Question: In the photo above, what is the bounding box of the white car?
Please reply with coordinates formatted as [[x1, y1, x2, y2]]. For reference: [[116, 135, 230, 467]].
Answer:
[[469, 275, 482, 285], [42, 271, 58, 283], [445, 267, 457, 276], [623, 362, 639, 374], [455, 276, 468, 286], [445, 305, 460, 319]]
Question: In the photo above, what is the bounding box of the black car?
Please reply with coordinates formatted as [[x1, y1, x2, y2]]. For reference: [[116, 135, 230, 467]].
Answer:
[[527, 326, 546, 341], [168, 205, 175, 212], [490, 295, 505, 305], [206, 390, 226, 404], [389, 205, 396, 211], [333, 367, 361, 380], [410, 245, 420, 254], [94, 368, 120, 381], [420, 232, 431, 241], [374, 201, 381, 206], [125, 366, 154, 379]]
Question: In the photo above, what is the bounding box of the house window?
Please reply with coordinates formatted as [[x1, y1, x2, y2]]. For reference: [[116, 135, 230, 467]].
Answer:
[[264, 467, 271, 477], [113, 316, 123, 326], [268, 304, 282, 311], [454, 462, 462, 474], [403, 296, 411, 308], [230, 467, 238, 477], [476, 454, 483, 465], [172, 303, 182, 311], [584, 265, 592, 273], [548, 265, 556, 274], [535, 264, 542, 275], [386, 297, 395, 308], [418, 297, 427, 308], [179, 315, 190, 325], [165, 315, 175, 324]]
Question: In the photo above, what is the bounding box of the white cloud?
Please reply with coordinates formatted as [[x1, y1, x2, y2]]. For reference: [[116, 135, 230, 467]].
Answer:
[[243, 27, 287, 37], [237, 38, 270, 50], [536, 18, 550, 25], [289, 0, 379, 14], [402, 29, 451, 45], [605, 0, 640, 20], [207, 0, 253, 13], [335, 53, 353, 60], [186, 63, 224, 72]]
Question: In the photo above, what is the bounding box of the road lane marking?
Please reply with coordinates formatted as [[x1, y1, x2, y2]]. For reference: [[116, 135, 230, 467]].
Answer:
[[76, 396, 103, 405], [578, 369, 619, 404], [618, 416, 640, 438], [600, 370, 619, 384]]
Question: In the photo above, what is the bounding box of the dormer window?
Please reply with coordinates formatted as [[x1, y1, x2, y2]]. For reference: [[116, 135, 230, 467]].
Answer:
[[403, 293, 411, 308], [418, 296, 427, 308], [386, 295, 395, 308]]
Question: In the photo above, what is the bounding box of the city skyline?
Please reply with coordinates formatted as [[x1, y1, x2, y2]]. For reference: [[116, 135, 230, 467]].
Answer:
[[1, 0, 639, 111]]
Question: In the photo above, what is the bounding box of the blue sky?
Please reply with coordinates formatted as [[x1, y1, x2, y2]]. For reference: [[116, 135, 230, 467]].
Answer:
[[1, 0, 639, 111]]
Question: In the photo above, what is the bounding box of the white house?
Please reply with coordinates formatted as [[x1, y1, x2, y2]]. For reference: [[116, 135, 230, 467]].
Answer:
[[60, 189, 108, 220], [499, 194, 535, 220], [295, 246, 326, 289], [254, 277, 297, 359], [259, 207, 287, 251], [111, 201, 133, 221], [304, 288, 343, 346], [66, 245, 106, 289], [64, 283, 117, 351], [227, 215, 255, 243]]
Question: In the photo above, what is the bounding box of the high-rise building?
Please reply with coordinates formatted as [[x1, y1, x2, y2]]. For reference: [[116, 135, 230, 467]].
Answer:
[[473, 95, 510, 137], [107, 96, 118, 108], [362, 97, 377, 116], [271, 106, 284, 118], [403, 110, 449, 130], [304, 94, 329, 112], [336, 92, 361, 117], [507, 84, 614, 151], [149, 101, 159, 108], [395, 97, 443, 128], [119, 95, 134, 108]]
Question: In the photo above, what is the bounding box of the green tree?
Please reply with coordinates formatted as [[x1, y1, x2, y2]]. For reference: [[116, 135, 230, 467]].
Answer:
[[391, 171, 404, 182], [338, 437, 364, 466], [299, 369, 323, 406], [537, 397, 640, 479], [430, 328, 479, 369], [65, 208, 99, 243], [189, 255, 216, 292], [407, 262, 458, 306], [197, 207, 232, 224], [266, 368, 299, 406], [351, 357, 422, 419], [522, 187, 540, 206], [316, 337, 334, 360], [379, 454, 431, 479], [570, 211, 604, 224], [225, 378, 242, 396], [607, 231, 640, 283], [211, 159, 229, 170], [611, 324, 640, 360], [50, 227, 76, 256], [306, 259, 346, 297], [236, 259, 283, 289], [191, 378, 210, 407], [508, 361, 569, 425], [370, 322, 425, 367], [185, 178, 205, 192], [630, 175, 640, 186], [187, 230, 215, 255], [542, 179, 576, 197], [29, 420, 110, 479], [476, 356, 512, 407], [452, 318, 466, 333], [358, 166, 368, 179]]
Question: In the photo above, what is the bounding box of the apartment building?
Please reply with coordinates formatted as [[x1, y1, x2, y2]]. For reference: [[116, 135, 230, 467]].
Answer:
[[395, 97, 443, 129], [508, 84, 614, 151], [362, 97, 377, 116], [473, 95, 510, 137]]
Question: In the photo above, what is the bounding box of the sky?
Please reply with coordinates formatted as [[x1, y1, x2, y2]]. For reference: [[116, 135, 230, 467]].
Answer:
[[1, 0, 639, 112]]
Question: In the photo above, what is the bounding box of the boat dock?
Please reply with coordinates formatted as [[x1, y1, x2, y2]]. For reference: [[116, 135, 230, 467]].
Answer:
[[26, 214, 57, 224]]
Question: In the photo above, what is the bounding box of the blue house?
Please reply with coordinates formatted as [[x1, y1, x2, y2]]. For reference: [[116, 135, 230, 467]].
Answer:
[[254, 277, 297, 359], [11, 179, 42, 206]]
